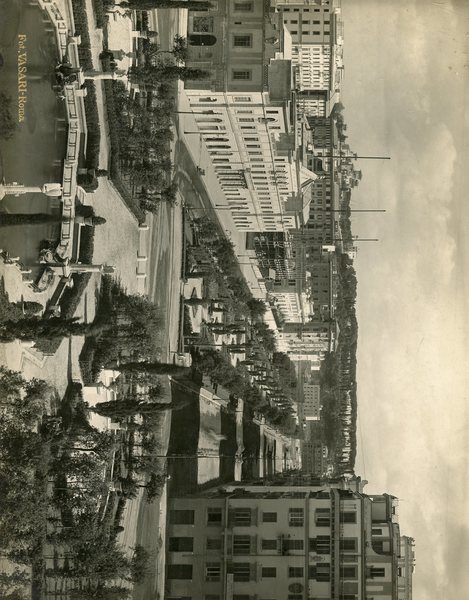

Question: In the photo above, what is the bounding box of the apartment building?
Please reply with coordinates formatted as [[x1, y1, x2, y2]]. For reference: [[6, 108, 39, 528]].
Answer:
[[302, 440, 327, 475], [276, 0, 335, 46], [277, 319, 335, 362], [165, 476, 411, 600], [274, 1, 344, 117], [397, 536, 415, 600], [303, 382, 321, 420]]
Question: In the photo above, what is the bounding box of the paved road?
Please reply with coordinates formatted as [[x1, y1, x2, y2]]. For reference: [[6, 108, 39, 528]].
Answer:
[[131, 9, 185, 600]]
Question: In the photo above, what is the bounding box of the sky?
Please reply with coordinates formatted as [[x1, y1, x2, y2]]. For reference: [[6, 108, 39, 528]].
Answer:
[[340, 0, 469, 598]]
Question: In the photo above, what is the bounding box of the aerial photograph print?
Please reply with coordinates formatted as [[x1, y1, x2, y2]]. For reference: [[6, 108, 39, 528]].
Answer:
[[0, 1, 467, 599]]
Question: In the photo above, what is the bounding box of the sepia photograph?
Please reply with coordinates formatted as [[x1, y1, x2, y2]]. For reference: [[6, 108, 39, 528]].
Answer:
[[0, 1, 467, 599]]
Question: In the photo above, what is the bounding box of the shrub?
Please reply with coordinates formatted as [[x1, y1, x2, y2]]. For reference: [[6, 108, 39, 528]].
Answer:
[[70, 0, 93, 70], [92, 0, 107, 28], [83, 82, 101, 171], [78, 225, 95, 263]]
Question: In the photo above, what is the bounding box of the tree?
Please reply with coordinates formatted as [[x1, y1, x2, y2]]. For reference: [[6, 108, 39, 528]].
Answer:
[[118, 361, 189, 376], [171, 34, 188, 62], [0, 92, 17, 140], [16, 300, 43, 316], [130, 64, 209, 85], [160, 182, 178, 205], [69, 587, 130, 600], [93, 394, 191, 420], [0, 316, 109, 342], [184, 297, 209, 307], [247, 297, 266, 318], [131, 544, 150, 582]]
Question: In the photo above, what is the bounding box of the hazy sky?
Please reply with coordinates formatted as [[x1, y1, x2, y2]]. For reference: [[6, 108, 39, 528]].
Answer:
[[341, 0, 469, 598]]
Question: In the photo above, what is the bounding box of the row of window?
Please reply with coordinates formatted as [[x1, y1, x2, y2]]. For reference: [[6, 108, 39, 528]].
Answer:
[[168, 597, 358, 600], [283, 7, 330, 13], [167, 563, 332, 581], [170, 507, 357, 527], [286, 20, 331, 25], [168, 563, 377, 583], [168, 535, 358, 555], [289, 30, 330, 36]]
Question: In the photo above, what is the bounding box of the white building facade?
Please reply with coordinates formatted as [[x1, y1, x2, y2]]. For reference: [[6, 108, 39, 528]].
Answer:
[[186, 91, 317, 232]]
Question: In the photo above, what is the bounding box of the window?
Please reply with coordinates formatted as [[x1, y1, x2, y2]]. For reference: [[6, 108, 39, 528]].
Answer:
[[288, 567, 304, 578], [193, 16, 214, 32], [233, 535, 251, 554], [309, 563, 330, 582], [372, 528, 382, 535], [206, 596, 220, 600], [262, 567, 277, 578], [206, 537, 222, 550], [309, 536, 330, 554], [205, 562, 221, 582], [262, 539, 278, 550], [315, 508, 330, 527], [283, 539, 304, 551], [234, 1, 253, 11], [239, 118, 255, 122], [342, 566, 358, 579], [233, 562, 251, 582], [341, 554, 358, 563], [167, 564, 193, 580], [169, 510, 194, 525], [340, 512, 357, 524], [232, 70, 251, 80], [230, 508, 252, 526], [369, 567, 385, 578], [207, 507, 223, 525], [288, 508, 304, 527], [233, 34, 252, 47], [169, 537, 194, 552], [234, 96, 251, 102], [340, 538, 358, 552]]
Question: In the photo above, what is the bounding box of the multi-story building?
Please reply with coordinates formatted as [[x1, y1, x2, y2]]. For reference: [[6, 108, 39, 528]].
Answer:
[[165, 476, 412, 600], [303, 382, 321, 420], [274, 1, 344, 117], [397, 536, 415, 600], [302, 439, 327, 475], [184, 0, 318, 233], [276, 0, 335, 46], [185, 90, 317, 233], [277, 319, 335, 360], [248, 232, 296, 282]]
